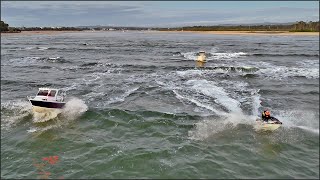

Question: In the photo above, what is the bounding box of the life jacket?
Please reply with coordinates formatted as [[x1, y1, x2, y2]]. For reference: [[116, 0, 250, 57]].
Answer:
[[265, 111, 270, 116], [262, 111, 270, 118]]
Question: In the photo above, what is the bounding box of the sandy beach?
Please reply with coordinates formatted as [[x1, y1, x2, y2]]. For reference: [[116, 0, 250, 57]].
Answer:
[[1, 30, 319, 36], [151, 30, 319, 36]]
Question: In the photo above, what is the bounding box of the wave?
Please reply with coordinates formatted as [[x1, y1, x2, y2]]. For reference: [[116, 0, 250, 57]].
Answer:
[[296, 59, 319, 68], [295, 126, 319, 134], [178, 65, 258, 74], [210, 66, 259, 73], [177, 50, 247, 61], [258, 66, 319, 79], [186, 80, 243, 114], [32, 109, 62, 123], [60, 98, 88, 120], [76, 61, 259, 76], [107, 87, 140, 105], [171, 79, 244, 118], [250, 89, 262, 118], [175, 66, 259, 78], [187, 88, 264, 140], [80, 62, 103, 67], [211, 52, 247, 60], [188, 113, 254, 141], [173, 89, 227, 116], [37, 47, 50, 50], [188, 107, 319, 141], [1, 100, 32, 130], [23, 46, 53, 51], [6, 56, 70, 66], [251, 53, 319, 57], [276, 110, 319, 134]]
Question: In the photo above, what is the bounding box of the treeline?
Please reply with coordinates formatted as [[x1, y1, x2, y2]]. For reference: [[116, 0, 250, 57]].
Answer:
[[154, 21, 320, 32], [1, 20, 84, 32], [292, 21, 319, 32], [1, 20, 319, 33], [19, 26, 83, 31], [0, 20, 21, 33]]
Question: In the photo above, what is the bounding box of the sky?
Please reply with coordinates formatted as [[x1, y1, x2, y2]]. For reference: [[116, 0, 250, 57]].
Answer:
[[1, 1, 319, 27]]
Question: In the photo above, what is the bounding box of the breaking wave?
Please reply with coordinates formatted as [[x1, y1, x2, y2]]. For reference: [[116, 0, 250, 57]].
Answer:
[[6, 56, 70, 66], [251, 53, 319, 57], [259, 66, 319, 79], [276, 110, 319, 135], [106, 87, 140, 105], [1, 100, 32, 130], [177, 49, 247, 61]]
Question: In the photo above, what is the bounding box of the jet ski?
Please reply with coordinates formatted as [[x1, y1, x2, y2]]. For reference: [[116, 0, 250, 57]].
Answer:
[[255, 117, 282, 131]]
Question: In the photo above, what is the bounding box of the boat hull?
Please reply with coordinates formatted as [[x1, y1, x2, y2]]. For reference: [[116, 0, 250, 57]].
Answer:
[[31, 106, 63, 113], [255, 119, 282, 131], [29, 99, 65, 109]]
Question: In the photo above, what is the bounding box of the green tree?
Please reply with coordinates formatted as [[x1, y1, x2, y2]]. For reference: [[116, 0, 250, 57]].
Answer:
[[0, 20, 9, 32]]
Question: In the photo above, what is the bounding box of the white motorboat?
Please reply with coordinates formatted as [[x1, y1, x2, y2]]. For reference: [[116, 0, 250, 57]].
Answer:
[[27, 88, 66, 113]]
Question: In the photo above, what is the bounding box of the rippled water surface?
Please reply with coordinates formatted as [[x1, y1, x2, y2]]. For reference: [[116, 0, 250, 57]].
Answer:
[[1, 31, 319, 179]]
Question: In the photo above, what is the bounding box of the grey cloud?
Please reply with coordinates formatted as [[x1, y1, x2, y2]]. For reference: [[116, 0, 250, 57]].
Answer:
[[1, 2, 319, 27]]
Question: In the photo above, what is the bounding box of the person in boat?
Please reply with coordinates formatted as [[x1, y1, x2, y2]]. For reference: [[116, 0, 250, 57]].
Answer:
[[261, 110, 282, 124], [261, 110, 273, 122]]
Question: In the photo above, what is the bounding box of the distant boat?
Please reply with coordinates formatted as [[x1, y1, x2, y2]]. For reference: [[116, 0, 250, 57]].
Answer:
[[27, 88, 66, 113], [197, 51, 207, 62]]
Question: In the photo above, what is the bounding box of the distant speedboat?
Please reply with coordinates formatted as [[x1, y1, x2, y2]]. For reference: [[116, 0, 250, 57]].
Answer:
[[197, 51, 206, 62], [27, 88, 66, 113]]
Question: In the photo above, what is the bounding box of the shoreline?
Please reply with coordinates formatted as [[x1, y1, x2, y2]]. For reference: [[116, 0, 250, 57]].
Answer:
[[1, 30, 84, 36], [152, 30, 319, 36], [1, 30, 319, 36]]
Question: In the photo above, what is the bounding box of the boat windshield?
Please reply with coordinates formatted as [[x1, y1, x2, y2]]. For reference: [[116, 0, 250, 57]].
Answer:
[[37, 90, 49, 96], [48, 90, 56, 97]]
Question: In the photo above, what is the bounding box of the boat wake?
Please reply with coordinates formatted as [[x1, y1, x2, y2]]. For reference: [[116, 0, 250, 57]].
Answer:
[[60, 97, 88, 120], [180, 78, 317, 140], [188, 112, 254, 141], [27, 97, 88, 133], [180, 50, 247, 61], [1, 97, 88, 134], [1, 100, 32, 130], [32, 97, 88, 123], [275, 110, 319, 135], [32, 109, 62, 123]]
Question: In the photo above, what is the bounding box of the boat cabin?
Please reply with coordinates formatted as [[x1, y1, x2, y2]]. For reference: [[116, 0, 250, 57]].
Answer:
[[35, 88, 65, 102]]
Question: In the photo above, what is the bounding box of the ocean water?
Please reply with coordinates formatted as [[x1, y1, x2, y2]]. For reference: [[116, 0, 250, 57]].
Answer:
[[1, 31, 319, 179]]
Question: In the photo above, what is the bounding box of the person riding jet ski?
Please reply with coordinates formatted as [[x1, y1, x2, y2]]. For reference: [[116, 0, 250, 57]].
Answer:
[[261, 110, 282, 124]]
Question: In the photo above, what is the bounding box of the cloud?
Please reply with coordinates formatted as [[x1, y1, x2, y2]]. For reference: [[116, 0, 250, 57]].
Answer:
[[1, 1, 319, 27], [1, 1, 147, 26]]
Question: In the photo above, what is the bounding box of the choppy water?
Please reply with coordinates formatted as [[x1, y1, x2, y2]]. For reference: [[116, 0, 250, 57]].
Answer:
[[1, 31, 319, 179]]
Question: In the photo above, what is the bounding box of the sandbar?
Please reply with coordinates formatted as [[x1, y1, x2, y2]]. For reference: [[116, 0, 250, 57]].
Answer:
[[152, 30, 319, 36]]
